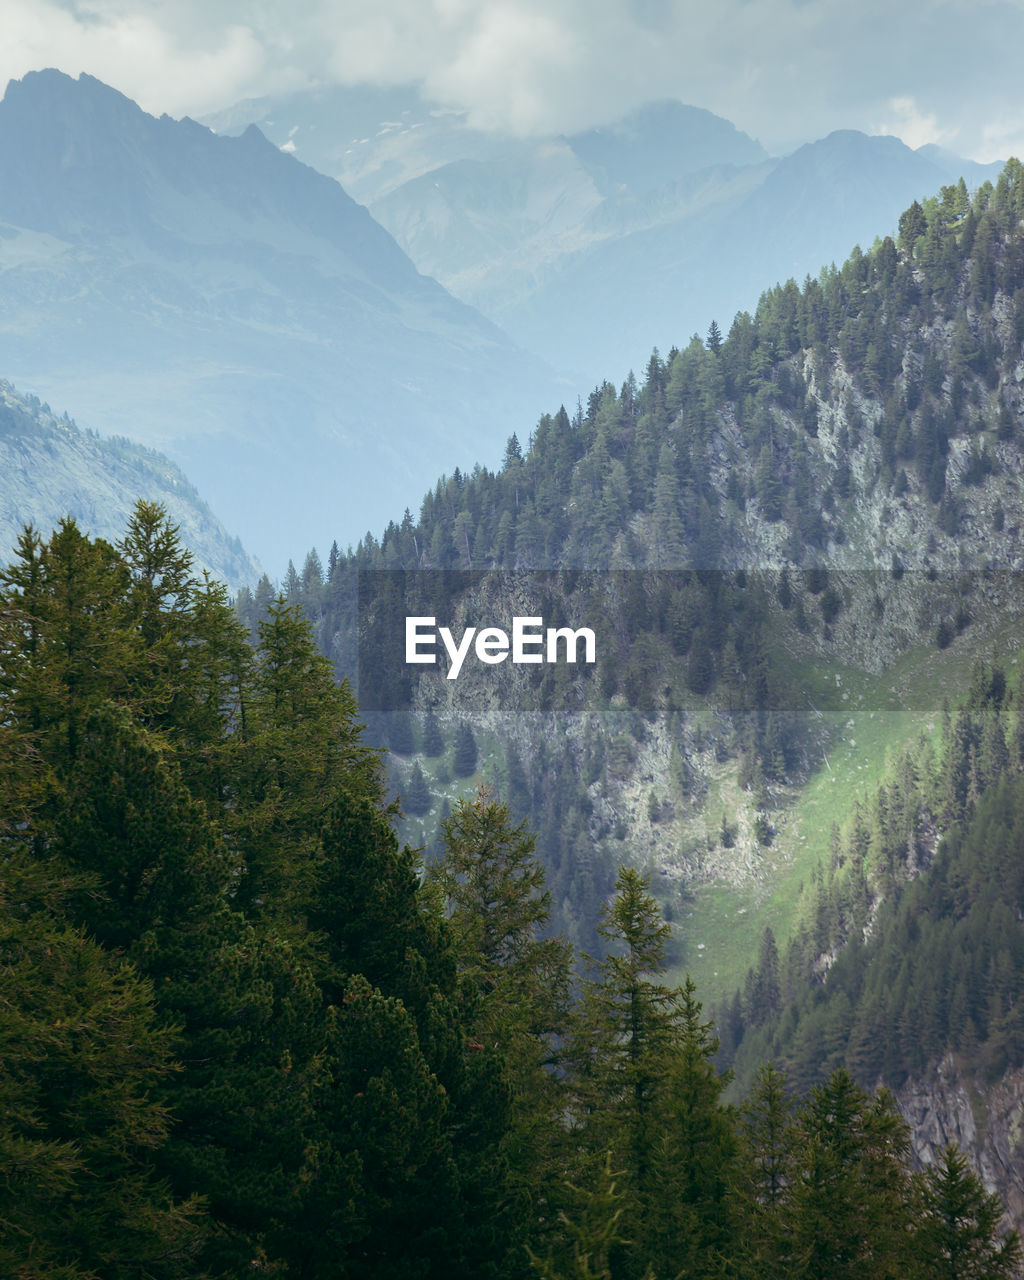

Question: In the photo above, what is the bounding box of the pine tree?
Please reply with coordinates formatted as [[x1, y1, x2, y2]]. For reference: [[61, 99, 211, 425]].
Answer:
[[0, 852, 206, 1279], [453, 720, 479, 777], [571, 869, 681, 1210], [645, 978, 739, 1280], [430, 790, 573, 1274], [912, 1144, 1022, 1280], [737, 1063, 796, 1280], [786, 1071, 915, 1280], [528, 1156, 649, 1280], [405, 759, 432, 815], [0, 506, 480, 1278], [422, 708, 445, 756]]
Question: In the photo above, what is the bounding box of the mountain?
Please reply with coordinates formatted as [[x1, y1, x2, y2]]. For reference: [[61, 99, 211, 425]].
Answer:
[[203, 82, 559, 204], [474, 128, 1007, 378], [0, 377, 259, 591], [0, 70, 561, 570], [207, 85, 1004, 384], [257, 160, 1024, 1220], [566, 99, 769, 196], [269, 156, 1024, 947]]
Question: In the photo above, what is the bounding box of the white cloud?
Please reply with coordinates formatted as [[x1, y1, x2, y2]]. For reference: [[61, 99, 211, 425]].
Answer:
[[979, 115, 1024, 165], [872, 96, 953, 151], [0, 0, 1021, 157], [0, 0, 270, 116]]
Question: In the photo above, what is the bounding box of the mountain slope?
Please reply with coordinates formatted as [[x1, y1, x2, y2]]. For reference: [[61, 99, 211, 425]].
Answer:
[[493, 129, 1007, 377], [270, 158, 1024, 971], [260, 156, 1024, 1229], [0, 378, 260, 591], [0, 70, 560, 569], [208, 83, 1003, 383], [566, 100, 769, 196]]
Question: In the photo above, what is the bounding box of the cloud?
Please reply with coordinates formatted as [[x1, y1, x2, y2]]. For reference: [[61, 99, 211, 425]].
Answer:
[[873, 96, 954, 151], [0, 0, 270, 116], [0, 0, 1022, 158], [979, 115, 1024, 165]]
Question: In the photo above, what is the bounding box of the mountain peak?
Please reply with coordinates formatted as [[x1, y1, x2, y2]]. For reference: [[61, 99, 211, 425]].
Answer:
[[0, 70, 558, 566], [567, 99, 768, 195], [240, 120, 273, 148], [3, 67, 138, 117]]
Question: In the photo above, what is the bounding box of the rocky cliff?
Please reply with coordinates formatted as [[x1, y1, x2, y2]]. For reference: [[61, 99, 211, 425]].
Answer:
[[897, 1056, 1024, 1234]]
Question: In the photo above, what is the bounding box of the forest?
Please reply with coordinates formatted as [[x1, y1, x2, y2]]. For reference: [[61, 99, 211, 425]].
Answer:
[[231, 159, 1024, 964], [2, 504, 1022, 1278]]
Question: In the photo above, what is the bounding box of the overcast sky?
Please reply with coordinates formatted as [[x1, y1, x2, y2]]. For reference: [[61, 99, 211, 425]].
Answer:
[[1, 0, 1022, 160]]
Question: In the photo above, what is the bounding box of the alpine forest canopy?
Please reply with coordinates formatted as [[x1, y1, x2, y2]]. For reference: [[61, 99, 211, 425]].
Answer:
[[3, 505, 1023, 1278]]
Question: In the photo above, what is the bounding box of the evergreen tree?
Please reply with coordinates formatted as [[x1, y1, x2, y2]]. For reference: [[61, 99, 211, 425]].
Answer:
[[912, 1144, 1022, 1280], [645, 978, 739, 1280], [405, 758, 432, 815], [737, 1063, 797, 1279], [786, 1071, 914, 1280], [453, 720, 479, 777], [422, 707, 445, 756], [430, 790, 573, 1273], [0, 851, 206, 1279], [569, 866, 683, 1271]]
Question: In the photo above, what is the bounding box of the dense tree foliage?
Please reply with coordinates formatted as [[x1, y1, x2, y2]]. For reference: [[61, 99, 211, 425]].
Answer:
[[13, 155, 1024, 1274], [0, 507, 521, 1277]]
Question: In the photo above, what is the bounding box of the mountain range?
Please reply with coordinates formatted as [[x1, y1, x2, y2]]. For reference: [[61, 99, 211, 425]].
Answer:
[[2, 70, 1005, 575], [0, 69, 560, 570], [5, 61, 1024, 1231], [259, 158, 1024, 1225], [204, 85, 1004, 380]]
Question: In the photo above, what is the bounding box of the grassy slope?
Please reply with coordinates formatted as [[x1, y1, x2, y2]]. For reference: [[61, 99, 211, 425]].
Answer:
[[670, 619, 1024, 1006]]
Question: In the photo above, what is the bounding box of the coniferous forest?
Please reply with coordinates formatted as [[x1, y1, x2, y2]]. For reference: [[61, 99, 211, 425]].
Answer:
[[237, 160, 1024, 960], [3, 502, 1024, 1277]]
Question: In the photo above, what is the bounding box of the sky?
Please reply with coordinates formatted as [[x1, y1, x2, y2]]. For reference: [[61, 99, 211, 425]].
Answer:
[[1, 0, 1022, 160]]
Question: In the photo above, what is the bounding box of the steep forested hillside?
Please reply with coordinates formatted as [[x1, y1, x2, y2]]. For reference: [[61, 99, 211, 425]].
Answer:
[[306, 158, 1024, 581], [706, 653, 1024, 1228], [236, 160, 1024, 1227], [253, 159, 1024, 952], [726, 656, 1024, 1072]]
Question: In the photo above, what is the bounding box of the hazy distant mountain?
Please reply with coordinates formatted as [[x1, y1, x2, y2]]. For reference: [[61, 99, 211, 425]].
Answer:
[[434, 128, 1005, 378], [0, 378, 259, 591], [207, 85, 1004, 384], [500, 129, 1006, 376], [203, 83, 538, 203], [0, 70, 560, 569], [566, 100, 769, 195]]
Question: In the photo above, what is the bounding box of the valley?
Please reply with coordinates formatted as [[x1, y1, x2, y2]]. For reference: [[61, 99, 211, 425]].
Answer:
[[4, 49, 1024, 1276]]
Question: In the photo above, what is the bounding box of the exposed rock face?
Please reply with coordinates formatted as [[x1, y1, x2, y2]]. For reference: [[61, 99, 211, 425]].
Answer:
[[896, 1055, 1024, 1233], [0, 378, 261, 592]]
